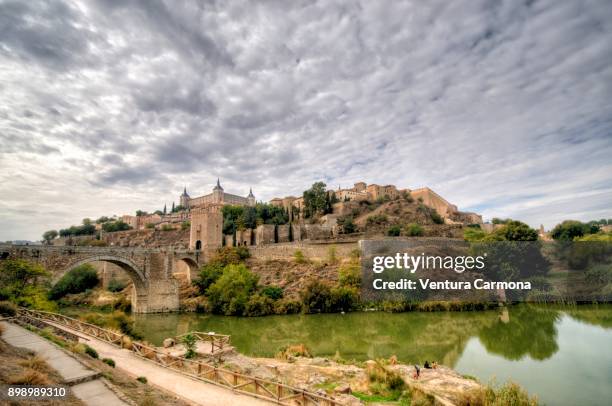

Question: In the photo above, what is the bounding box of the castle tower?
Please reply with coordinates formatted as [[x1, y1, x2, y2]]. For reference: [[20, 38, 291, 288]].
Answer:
[[247, 187, 256, 206], [189, 204, 223, 250], [180, 186, 190, 209], [212, 178, 224, 204]]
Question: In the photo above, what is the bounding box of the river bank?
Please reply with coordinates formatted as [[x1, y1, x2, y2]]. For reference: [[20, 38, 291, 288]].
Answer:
[[128, 304, 611, 405]]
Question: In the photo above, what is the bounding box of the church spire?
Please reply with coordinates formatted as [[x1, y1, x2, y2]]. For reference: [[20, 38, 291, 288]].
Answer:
[[214, 178, 223, 190]]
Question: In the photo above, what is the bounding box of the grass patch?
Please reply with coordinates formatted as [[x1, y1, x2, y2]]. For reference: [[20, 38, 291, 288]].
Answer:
[[102, 357, 116, 367], [8, 369, 51, 385], [84, 344, 99, 359]]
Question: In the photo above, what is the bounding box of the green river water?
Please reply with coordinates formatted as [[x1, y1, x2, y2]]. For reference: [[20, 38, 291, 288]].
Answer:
[[134, 304, 612, 405]]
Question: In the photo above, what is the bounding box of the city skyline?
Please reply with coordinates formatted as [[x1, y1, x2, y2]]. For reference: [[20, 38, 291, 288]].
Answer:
[[1, 0, 611, 241]]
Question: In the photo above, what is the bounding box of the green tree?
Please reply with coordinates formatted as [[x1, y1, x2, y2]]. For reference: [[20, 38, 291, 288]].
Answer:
[[303, 182, 328, 218], [0, 259, 48, 297], [551, 220, 600, 241], [488, 220, 538, 241], [206, 264, 259, 315], [42, 230, 58, 244], [102, 220, 131, 233], [49, 264, 99, 300]]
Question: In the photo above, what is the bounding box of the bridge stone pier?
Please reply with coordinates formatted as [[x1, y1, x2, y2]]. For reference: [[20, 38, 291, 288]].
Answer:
[[0, 245, 205, 313]]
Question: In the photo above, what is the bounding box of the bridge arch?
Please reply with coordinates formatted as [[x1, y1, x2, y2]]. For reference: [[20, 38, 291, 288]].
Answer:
[[172, 254, 199, 283], [60, 255, 147, 288]]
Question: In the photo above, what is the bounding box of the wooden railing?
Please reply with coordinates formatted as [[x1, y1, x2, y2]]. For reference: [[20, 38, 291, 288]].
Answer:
[[16, 308, 343, 406], [17, 308, 124, 347], [175, 331, 231, 354]]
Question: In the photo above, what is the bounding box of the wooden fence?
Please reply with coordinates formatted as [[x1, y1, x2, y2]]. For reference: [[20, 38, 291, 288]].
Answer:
[[175, 331, 231, 354], [16, 308, 343, 406]]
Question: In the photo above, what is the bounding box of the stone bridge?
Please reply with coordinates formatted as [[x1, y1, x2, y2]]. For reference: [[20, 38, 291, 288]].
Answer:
[[0, 244, 205, 313]]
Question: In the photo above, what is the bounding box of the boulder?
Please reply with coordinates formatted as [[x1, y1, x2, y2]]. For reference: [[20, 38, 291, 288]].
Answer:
[[162, 338, 175, 348], [334, 384, 352, 394]]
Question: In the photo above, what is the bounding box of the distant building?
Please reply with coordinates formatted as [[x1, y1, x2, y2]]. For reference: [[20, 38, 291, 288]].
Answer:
[[180, 179, 255, 209]]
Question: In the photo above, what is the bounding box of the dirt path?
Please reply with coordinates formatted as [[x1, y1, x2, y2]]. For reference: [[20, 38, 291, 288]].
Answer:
[[44, 321, 272, 406]]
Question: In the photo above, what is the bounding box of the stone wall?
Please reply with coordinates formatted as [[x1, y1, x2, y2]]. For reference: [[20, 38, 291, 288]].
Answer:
[[248, 240, 358, 261], [102, 229, 189, 248], [277, 224, 290, 243], [255, 224, 276, 245]]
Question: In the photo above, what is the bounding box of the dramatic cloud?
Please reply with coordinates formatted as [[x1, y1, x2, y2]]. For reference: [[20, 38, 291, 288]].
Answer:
[[1, 0, 611, 240]]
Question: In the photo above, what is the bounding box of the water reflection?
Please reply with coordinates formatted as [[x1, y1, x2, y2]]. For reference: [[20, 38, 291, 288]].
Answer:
[[135, 305, 611, 364], [134, 305, 612, 406]]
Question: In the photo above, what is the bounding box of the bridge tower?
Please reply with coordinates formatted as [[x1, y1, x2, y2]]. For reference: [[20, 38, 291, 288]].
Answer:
[[189, 204, 223, 251]]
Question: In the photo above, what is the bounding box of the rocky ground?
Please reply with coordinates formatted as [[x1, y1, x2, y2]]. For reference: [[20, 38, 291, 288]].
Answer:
[[159, 339, 482, 406]]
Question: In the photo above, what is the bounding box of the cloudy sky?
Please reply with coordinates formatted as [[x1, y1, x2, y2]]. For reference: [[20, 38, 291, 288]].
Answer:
[[1, 0, 611, 241]]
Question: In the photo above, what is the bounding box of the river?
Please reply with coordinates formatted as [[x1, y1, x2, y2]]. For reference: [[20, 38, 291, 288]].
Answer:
[[134, 304, 612, 405]]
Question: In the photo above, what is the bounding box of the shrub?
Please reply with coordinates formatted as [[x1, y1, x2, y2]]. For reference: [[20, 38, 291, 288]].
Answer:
[[261, 286, 283, 300], [273, 299, 302, 315], [49, 264, 99, 300], [458, 381, 538, 406], [339, 263, 361, 288], [349, 248, 361, 260], [430, 210, 444, 224], [327, 245, 338, 263], [337, 216, 357, 234], [107, 278, 127, 292], [182, 333, 197, 359], [244, 294, 274, 316], [401, 190, 414, 203], [161, 224, 173, 231], [145, 223, 155, 229], [387, 225, 401, 236], [366, 214, 388, 226], [328, 286, 359, 312], [294, 250, 307, 264], [300, 280, 332, 313], [84, 345, 99, 359], [102, 358, 116, 368], [193, 262, 224, 294], [404, 223, 424, 237], [137, 376, 148, 384], [9, 370, 50, 385], [18, 356, 49, 372], [181, 221, 191, 230], [0, 300, 17, 316], [464, 227, 486, 241]]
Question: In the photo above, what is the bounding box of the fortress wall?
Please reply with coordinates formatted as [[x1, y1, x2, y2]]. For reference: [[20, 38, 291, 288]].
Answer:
[[248, 240, 358, 261], [102, 229, 189, 248]]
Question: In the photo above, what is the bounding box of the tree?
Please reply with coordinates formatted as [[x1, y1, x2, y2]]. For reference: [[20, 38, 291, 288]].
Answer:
[[102, 220, 131, 233], [49, 264, 99, 300], [551, 220, 600, 241], [42, 230, 58, 244], [303, 182, 328, 218], [0, 259, 48, 296], [171, 202, 175, 212], [489, 220, 538, 241], [206, 264, 259, 315], [163, 204, 167, 215], [136, 210, 147, 217]]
